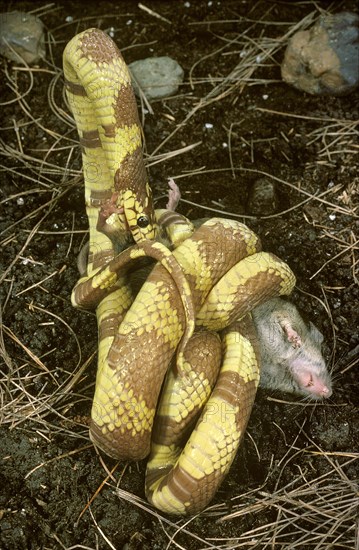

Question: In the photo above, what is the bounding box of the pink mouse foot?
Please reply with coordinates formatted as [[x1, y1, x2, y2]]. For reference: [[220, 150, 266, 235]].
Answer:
[[166, 178, 181, 211]]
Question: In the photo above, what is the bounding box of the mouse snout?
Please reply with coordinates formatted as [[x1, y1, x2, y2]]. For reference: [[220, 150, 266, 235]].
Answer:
[[293, 368, 332, 399], [310, 377, 332, 399]]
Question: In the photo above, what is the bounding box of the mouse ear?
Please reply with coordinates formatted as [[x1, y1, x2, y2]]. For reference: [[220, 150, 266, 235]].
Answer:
[[279, 320, 302, 349], [309, 321, 324, 345]]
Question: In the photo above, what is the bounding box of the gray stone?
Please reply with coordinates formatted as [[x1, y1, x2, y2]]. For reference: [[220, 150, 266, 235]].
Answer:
[[281, 11, 359, 96], [0, 10, 45, 64], [129, 56, 184, 99]]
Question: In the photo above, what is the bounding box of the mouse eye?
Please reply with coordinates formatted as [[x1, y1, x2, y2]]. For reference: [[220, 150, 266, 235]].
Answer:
[[137, 215, 150, 228]]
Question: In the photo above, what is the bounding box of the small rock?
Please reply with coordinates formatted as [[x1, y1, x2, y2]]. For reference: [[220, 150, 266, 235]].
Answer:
[[0, 10, 45, 64], [246, 178, 279, 216], [129, 56, 184, 99], [281, 11, 359, 96]]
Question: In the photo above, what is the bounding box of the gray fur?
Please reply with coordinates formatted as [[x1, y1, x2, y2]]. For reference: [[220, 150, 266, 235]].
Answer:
[[252, 298, 332, 400]]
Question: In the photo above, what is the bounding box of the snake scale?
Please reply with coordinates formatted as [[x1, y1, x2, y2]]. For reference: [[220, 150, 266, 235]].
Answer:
[[63, 28, 295, 515]]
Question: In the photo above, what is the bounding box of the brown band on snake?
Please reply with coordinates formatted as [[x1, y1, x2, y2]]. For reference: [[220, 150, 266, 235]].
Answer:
[[78, 28, 121, 64], [113, 84, 143, 129], [98, 312, 126, 341], [80, 129, 102, 149], [213, 370, 244, 403], [88, 189, 114, 206], [114, 149, 149, 197], [72, 280, 115, 311], [88, 249, 117, 271], [101, 124, 117, 139], [64, 79, 87, 96], [155, 464, 205, 502], [157, 209, 194, 232], [90, 413, 152, 460]]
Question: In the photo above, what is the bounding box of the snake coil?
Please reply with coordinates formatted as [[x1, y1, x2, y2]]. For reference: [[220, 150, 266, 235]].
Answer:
[[64, 28, 295, 515]]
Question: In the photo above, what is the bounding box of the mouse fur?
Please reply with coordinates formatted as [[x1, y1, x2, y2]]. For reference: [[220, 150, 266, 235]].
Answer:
[[252, 297, 332, 400]]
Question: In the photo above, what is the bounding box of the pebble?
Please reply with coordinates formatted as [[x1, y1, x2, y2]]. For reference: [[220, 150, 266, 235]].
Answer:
[[129, 56, 184, 99], [281, 11, 359, 96], [0, 10, 45, 64], [246, 178, 279, 216]]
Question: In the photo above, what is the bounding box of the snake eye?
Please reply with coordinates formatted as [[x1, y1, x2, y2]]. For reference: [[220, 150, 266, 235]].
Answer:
[[137, 215, 150, 228]]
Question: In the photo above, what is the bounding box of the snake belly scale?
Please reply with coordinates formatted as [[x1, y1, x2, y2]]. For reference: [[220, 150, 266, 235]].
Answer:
[[64, 28, 296, 515]]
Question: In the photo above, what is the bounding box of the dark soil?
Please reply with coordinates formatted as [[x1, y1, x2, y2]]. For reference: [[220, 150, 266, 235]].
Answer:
[[0, 1, 358, 549]]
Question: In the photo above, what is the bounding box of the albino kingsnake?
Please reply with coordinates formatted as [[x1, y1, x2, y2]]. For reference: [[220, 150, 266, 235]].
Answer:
[[63, 29, 295, 516]]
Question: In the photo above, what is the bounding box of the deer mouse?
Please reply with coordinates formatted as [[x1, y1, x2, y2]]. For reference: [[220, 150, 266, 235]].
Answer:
[[252, 297, 332, 400]]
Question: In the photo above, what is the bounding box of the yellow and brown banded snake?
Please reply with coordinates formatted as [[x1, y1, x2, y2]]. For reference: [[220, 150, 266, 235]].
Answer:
[[63, 28, 295, 515]]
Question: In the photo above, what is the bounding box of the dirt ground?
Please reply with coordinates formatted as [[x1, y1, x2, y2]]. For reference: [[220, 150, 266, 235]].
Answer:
[[0, 1, 358, 549]]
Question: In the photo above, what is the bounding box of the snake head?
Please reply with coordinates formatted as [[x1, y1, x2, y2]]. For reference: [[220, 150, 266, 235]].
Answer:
[[120, 186, 157, 242], [114, 155, 158, 243]]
